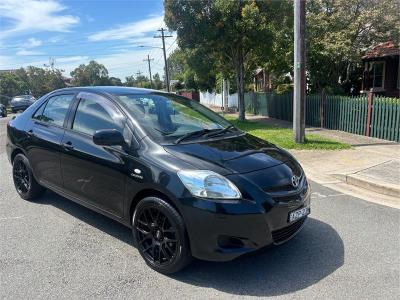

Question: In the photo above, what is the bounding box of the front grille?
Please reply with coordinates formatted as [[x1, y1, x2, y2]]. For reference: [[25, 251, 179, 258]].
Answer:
[[271, 217, 306, 244], [264, 184, 296, 193], [272, 192, 302, 203]]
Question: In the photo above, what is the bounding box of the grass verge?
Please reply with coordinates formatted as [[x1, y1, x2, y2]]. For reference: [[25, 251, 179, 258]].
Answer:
[[225, 116, 351, 150]]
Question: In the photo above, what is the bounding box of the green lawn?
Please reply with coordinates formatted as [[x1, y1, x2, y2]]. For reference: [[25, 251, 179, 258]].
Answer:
[[225, 116, 351, 150]]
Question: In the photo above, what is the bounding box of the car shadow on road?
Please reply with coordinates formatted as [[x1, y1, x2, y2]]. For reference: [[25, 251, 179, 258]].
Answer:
[[173, 218, 344, 297], [37, 191, 344, 297]]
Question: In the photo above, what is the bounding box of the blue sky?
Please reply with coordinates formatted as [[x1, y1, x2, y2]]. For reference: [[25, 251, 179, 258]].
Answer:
[[0, 0, 177, 80]]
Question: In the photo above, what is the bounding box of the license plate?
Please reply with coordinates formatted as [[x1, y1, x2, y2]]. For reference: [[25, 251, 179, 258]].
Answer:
[[289, 206, 310, 223]]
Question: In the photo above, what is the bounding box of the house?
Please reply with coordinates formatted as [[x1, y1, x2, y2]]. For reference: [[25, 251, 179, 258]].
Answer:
[[361, 41, 399, 98], [254, 68, 272, 92]]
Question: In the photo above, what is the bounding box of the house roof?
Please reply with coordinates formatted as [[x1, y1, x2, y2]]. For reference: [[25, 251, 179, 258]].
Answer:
[[362, 41, 399, 59], [254, 68, 264, 75]]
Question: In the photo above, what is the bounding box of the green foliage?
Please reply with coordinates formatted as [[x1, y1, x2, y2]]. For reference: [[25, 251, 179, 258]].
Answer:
[[167, 48, 216, 91], [0, 66, 67, 104], [306, 0, 400, 93], [0, 71, 29, 105], [165, 0, 399, 97], [70, 60, 110, 86], [165, 0, 281, 120], [109, 77, 123, 86], [124, 72, 164, 90]]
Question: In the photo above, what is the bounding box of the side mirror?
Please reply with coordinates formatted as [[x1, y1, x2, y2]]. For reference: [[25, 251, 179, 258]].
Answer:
[[93, 129, 125, 146]]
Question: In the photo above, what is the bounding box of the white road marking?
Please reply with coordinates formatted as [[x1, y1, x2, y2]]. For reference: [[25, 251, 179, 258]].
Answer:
[[311, 192, 345, 198], [0, 216, 24, 221]]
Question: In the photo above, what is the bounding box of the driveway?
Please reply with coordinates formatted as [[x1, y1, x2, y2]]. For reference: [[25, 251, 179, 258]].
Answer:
[[0, 116, 399, 299]]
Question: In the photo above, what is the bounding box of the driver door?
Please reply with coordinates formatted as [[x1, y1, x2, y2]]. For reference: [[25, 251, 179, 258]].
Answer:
[[60, 92, 128, 217]]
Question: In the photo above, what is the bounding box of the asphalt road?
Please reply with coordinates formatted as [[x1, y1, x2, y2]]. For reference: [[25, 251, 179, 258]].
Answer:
[[0, 115, 399, 299]]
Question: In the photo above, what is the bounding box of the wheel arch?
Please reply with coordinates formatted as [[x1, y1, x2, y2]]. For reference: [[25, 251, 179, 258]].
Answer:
[[129, 188, 182, 226], [11, 148, 25, 163]]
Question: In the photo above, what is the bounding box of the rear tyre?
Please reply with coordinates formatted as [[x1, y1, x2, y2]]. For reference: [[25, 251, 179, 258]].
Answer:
[[12, 154, 45, 200], [132, 197, 192, 274]]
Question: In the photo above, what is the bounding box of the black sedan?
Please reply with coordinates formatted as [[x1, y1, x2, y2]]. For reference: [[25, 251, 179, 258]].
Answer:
[[10, 95, 36, 113], [6, 87, 310, 274]]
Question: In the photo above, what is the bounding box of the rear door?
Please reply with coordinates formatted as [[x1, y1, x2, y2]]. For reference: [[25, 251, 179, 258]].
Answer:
[[60, 92, 128, 217], [26, 93, 75, 188]]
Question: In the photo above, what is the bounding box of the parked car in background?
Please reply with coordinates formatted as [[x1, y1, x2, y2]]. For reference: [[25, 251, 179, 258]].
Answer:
[[10, 95, 36, 113], [0, 104, 7, 117], [6, 87, 310, 274]]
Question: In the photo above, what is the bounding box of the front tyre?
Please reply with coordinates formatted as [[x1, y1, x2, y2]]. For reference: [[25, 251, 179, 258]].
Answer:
[[132, 197, 192, 274], [12, 153, 45, 200]]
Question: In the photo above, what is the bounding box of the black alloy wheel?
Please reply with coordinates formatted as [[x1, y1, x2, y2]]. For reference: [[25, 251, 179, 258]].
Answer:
[[133, 197, 191, 274], [13, 160, 30, 194], [12, 154, 45, 200], [136, 207, 178, 264]]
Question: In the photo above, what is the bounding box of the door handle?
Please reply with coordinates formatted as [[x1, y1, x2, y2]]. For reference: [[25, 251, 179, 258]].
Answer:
[[63, 141, 74, 151], [27, 129, 35, 137]]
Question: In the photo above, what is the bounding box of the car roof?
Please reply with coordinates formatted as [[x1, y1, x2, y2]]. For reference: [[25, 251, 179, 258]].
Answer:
[[54, 86, 165, 96], [13, 95, 34, 98]]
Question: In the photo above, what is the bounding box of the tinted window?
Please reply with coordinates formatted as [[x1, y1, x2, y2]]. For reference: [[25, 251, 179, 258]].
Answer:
[[35, 94, 73, 126], [73, 96, 125, 136]]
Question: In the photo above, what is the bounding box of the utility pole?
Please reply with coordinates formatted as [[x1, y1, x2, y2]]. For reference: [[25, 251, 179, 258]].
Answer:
[[136, 71, 142, 87], [293, 0, 306, 143], [154, 28, 172, 92], [143, 54, 154, 89]]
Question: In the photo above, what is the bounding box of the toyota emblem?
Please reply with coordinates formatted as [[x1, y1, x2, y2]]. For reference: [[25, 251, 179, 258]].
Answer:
[[291, 175, 300, 188]]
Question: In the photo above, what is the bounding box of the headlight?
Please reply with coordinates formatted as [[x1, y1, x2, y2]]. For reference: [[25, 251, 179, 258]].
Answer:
[[177, 170, 241, 199]]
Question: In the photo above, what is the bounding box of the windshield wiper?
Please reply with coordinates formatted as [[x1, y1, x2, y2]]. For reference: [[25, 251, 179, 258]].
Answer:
[[205, 125, 235, 138], [174, 129, 213, 144]]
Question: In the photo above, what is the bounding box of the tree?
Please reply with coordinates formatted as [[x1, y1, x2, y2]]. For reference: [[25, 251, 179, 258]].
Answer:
[[167, 48, 215, 91], [165, 0, 281, 120], [124, 74, 152, 88], [306, 0, 400, 93], [152, 73, 164, 90], [109, 77, 123, 86], [0, 71, 29, 105], [70, 60, 110, 86], [24, 66, 65, 97]]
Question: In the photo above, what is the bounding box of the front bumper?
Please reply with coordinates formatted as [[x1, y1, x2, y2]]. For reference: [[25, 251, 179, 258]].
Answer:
[[180, 189, 311, 262]]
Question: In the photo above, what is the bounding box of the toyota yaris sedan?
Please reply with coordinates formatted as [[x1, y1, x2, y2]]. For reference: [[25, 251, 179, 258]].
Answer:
[[6, 87, 310, 274]]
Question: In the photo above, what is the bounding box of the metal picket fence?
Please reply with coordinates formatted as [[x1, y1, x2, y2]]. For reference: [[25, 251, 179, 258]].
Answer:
[[244, 92, 400, 142]]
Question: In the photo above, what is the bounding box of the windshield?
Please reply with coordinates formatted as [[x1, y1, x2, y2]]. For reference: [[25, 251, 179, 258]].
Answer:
[[117, 93, 237, 143]]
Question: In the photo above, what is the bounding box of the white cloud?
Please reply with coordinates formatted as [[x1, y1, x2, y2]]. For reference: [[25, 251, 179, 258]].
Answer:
[[88, 15, 165, 41], [26, 38, 42, 48], [48, 36, 64, 43], [16, 49, 43, 56], [0, 0, 79, 38]]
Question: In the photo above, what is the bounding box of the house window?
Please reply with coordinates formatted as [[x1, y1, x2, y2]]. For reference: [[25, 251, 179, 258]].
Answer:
[[368, 61, 385, 89]]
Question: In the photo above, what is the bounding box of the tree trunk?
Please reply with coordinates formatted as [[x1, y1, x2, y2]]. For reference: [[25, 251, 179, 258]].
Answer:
[[345, 62, 351, 83], [235, 49, 246, 121]]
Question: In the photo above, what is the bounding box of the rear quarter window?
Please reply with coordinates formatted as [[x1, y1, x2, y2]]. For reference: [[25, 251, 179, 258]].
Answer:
[[33, 94, 74, 126]]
